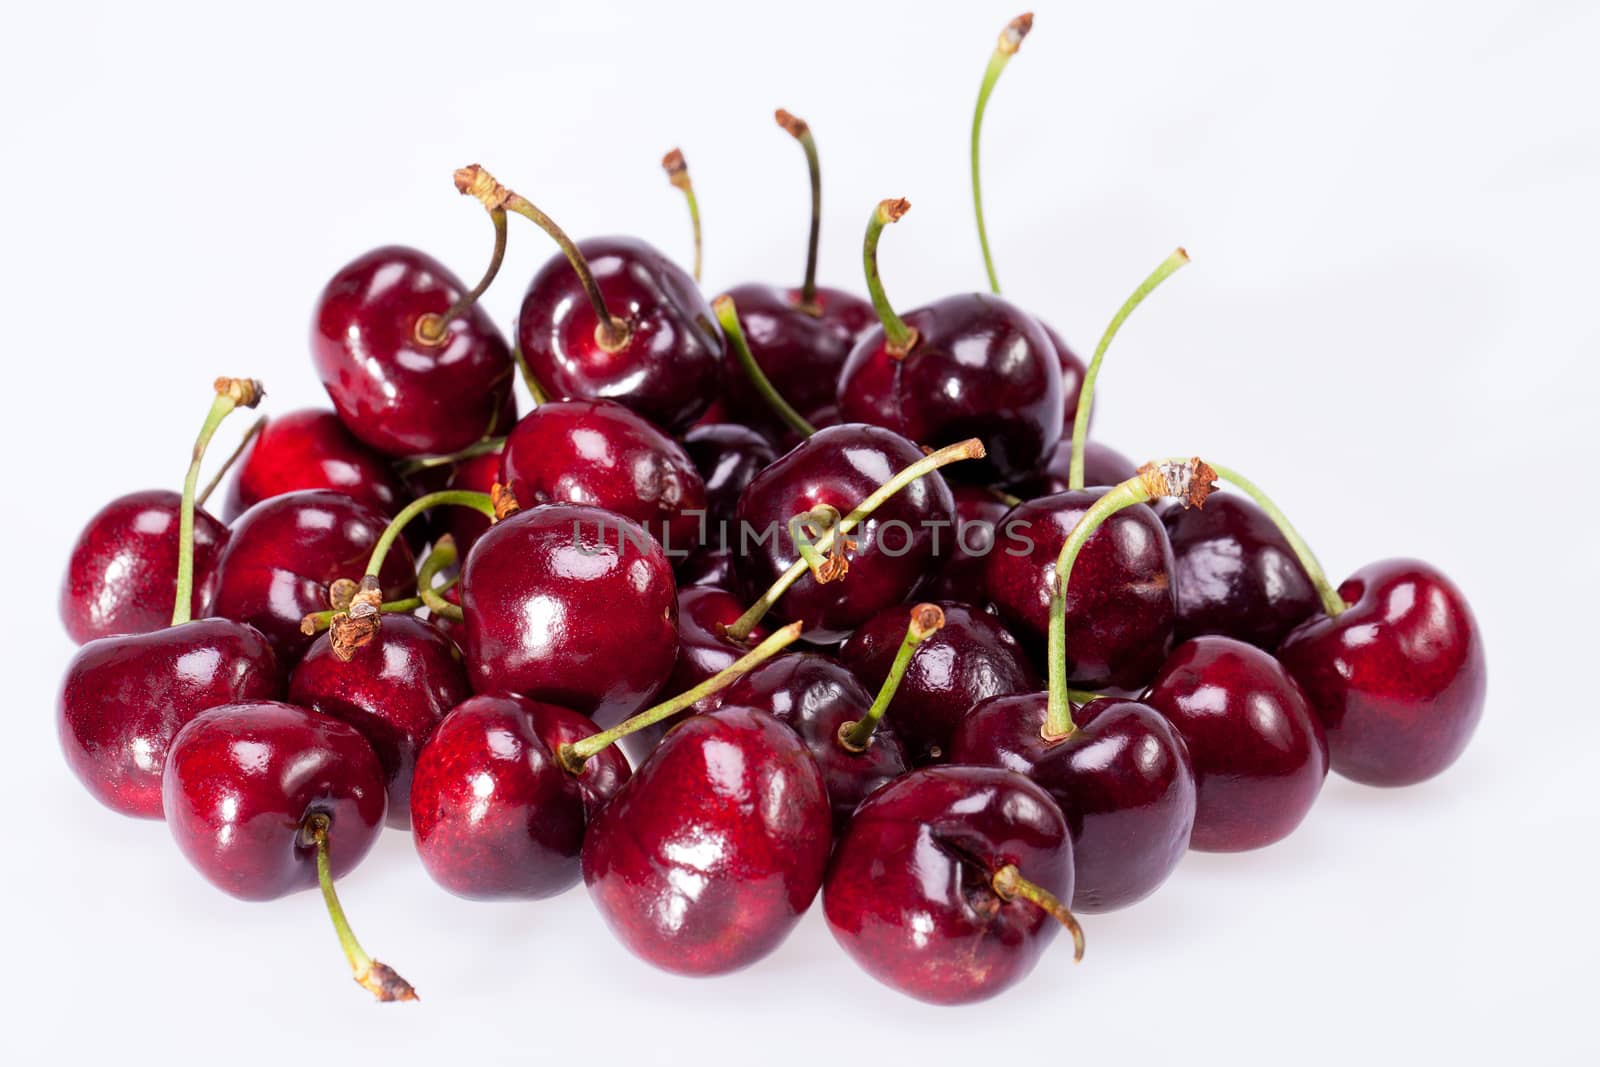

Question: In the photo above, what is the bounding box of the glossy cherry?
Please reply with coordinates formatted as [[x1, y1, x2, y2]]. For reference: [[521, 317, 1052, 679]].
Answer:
[[500, 398, 707, 555], [682, 422, 777, 530], [434, 446, 503, 558], [1042, 322, 1089, 429], [840, 600, 1036, 764], [460, 503, 678, 721], [312, 245, 515, 457], [288, 615, 471, 829], [60, 490, 228, 645], [410, 694, 630, 899], [1009, 439, 1138, 499], [823, 765, 1078, 1005], [922, 486, 1009, 605], [222, 408, 409, 522], [1143, 635, 1328, 852], [1278, 559, 1485, 787], [581, 704, 832, 976], [211, 489, 417, 663]]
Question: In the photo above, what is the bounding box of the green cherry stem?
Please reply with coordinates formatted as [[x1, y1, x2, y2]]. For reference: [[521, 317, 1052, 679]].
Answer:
[[172, 377, 264, 626], [1067, 248, 1190, 491], [775, 108, 823, 309], [415, 206, 508, 345], [838, 603, 945, 751], [724, 437, 986, 641], [305, 813, 417, 1003], [416, 535, 464, 622], [863, 198, 919, 357], [971, 12, 1033, 294], [361, 491, 495, 583], [992, 862, 1084, 961], [300, 594, 437, 638], [558, 621, 805, 773], [713, 294, 817, 437], [394, 436, 506, 476], [195, 414, 266, 507], [662, 149, 702, 283]]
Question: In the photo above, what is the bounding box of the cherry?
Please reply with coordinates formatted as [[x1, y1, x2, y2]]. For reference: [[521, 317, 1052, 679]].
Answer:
[[434, 444, 504, 558], [288, 615, 471, 829], [840, 600, 1037, 764], [676, 544, 735, 590], [729, 425, 970, 644], [162, 699, 414, 1000], [460, 502, 679, 721], [682, 423, 778, 531], [222, 408, 408, 522], [1143, 635, 1328, 852], [210, 489, 417, 662], [1042, 323, 1090, 431], [410, 694, 629, 899], [580, 704, 832, 976], [922, 486, 1010, 605], [1009, 439, 1138, 499], [499, 398, 707, 555], [1278, 559, 1485, 787], [823, 765, 1081, 1005], [60, 489, 228, 645], [835, 200, 1063, 483]]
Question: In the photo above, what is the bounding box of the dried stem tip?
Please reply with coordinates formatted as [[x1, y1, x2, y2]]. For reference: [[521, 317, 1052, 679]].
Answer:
[[661, 148, 690, 187], [453, 163, 513, 211], [213, 377, 265, 408], [774, 108, 809, 138], [999, 13, 1034, 54], [329, 578, 384, 661], [490, 482, 521, 521], [877, 198, 911, 224], [908, 602, 946, 640], [354, 960, 418, 1003], [1137, 458, 1218, 509]]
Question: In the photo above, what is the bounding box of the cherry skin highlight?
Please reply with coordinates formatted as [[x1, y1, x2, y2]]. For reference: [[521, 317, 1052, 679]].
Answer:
[[222, 408, 408, 523], [682, 422, 778, 530], [60, 490, 228, 645], [581, 705, 832, 976], [1143, 636, 1327, 852], [1277, 558, 1485, 787], [410, 694, 630, 900]]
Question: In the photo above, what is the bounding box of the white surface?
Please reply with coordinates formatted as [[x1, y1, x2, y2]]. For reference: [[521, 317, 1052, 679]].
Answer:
[[3, 1, 1596, 1062]]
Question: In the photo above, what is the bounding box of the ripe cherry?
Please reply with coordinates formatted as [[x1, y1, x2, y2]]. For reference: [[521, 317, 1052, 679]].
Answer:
[[682, 422, 778, 531], [1009, 439, 1138, 498], [922, 486, 1010, 605], [222, 408, 408, 522]]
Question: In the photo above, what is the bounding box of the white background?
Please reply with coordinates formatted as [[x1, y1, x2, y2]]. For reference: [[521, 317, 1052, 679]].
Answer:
[[3, 1, 1595, 1063]]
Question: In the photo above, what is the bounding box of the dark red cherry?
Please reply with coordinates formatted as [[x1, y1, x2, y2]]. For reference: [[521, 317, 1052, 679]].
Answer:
[[922, 486, 1009, 605], [732, 424, 956, 643], [1278, 559, 1484, 788], [837, 292, 1063, 483], [434, 447, 502, 558], [718, 653, 909, 830], [211, 490, 417, 663], [950, 695, 1195, 912], [162, 701, 387, 900], [410, 694, 629, 899], [675, 545, 734, 590], [1143, 636, 1327, 852], [718, 284, 875, 445], [518, 236, 723, 433], [682, 422, 778, 528], [460, 503, 678, 721], [288, 615, 471, 829], [582, 704, 831, 976], [500, 399, 706, 556], [60, 490, 228, 645], [1163, 490, 1320, 649], [222, 408, 408, 523], [840, 601, 1036, 764], [1040, 322, 1088, 429], [312, 245, 514, 458], [985, 489, 1176, 690], [823, 765, 1076, 1005], [1008, 439, 1138, 499], [57, 620, 282, 818]]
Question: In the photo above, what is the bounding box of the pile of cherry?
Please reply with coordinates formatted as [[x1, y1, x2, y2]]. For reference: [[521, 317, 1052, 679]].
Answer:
[[56, 15, 1484, 1006]]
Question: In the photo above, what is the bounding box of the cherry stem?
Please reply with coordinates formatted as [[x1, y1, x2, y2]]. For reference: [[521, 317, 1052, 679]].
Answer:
[[838, 603, 944, 751], [394, 435, 506, 476], [1068, 248, 1190, 490], [862, 198, 918, 357], [196, 415, 266, 507], [971, 13, 1033, 295], [415, 535, 463, 622], [362, 490, 495, 581], [1045, 459, 1218, 736], [713, 295, 817, 437], [454, 164, 631, 353], [415, 208, 508, 345], [558, 621, 805, 773], [724, 438, 986, 641], [775, 109, 822, 308], [172, 378, 264, 627], [305, 814, 417, 1003], [992, 863, 1084, 962], [300, 593, 445, 637], [510, 346, 551, 405], [662, 149, 702, 283]]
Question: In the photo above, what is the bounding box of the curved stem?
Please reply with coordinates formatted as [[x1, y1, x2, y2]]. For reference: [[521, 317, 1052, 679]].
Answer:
[[306, 814, 417, 1002], [559, 621, 804, 772], [196, 415, 266, 507], [509, 346, 550, 406], [863, 199, 918, 356], [415, 208, 508, 344], [394, 435, 505, 477], [173, 378, 263, 626], [992, 863, 1084, 962], [662, 149, 701, 283], [300, 594, 436, 637], [775, 109, 822, 307], [971, 13, 1033, 294], [416, 536, 463, 622], [1068, 248, 1190, 490], [725, 438, 986, 641], [713, 295, 816, 437], [363, 490, 494, 581], [839, 604, 944, 751]]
